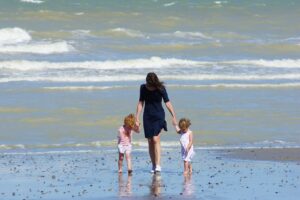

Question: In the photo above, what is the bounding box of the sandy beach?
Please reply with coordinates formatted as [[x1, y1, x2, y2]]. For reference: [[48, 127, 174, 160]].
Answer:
[[1, 1, 300, 199], [0, 147, 299, 200]]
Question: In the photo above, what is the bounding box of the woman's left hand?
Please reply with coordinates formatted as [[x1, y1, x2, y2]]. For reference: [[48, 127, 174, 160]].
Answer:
[[135, 120, 140, 128]]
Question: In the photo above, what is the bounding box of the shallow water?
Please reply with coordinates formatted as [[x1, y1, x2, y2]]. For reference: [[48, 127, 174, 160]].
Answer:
[[1, 82, 299, 150], [1, 0, 300, 151]]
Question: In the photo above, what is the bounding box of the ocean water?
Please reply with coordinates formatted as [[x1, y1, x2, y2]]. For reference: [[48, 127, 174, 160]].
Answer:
[[1, 0, 300, 152]]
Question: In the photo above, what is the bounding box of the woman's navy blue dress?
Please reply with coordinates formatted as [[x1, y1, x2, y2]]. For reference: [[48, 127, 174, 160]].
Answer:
[[139, 84, 169, 138]]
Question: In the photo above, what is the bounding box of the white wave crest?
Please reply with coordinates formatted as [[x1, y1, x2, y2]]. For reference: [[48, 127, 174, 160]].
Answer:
[[20, 0, 44, 4], [0, 75, 145, 83], [0, 57, 199, 71], [173, 31, 213, 40], [1, 74, 300, 83], [71, 29, 91, 37], [169, 83, 300, 88], [164, 2, 176, 7], [42, 83, 300, 91], [0, 57, 300, 72], [0, 27, 74, 54], [0, 41, 74, 54], [0, 144, 25, 150], [3, 58, 300, 71], [214, 1, 228, 5], [43, 85, 128, 90], [282, 36, 300, 42], [110, 28, 148, 38], [225, 59, 300, 68], [162, 74, 300, 81], [75, 12, 85, 16], [0, 27, 31, 45]]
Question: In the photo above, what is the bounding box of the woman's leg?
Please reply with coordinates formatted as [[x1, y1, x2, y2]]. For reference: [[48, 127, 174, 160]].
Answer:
[[153, 134, 161, 168], [148, 138, 155, 169]]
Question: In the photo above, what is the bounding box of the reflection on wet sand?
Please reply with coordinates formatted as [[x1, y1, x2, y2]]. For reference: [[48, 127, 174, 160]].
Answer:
[[118, 173, 132, 197], [150, 174, 162, 197], [182, 174, 195, 196]]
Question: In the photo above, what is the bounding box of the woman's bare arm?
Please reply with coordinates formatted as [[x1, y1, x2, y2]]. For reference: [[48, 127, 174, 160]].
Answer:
[[165, 101, 177, 126], [175, 125, 181, 134], [135, 101, 144, 127]]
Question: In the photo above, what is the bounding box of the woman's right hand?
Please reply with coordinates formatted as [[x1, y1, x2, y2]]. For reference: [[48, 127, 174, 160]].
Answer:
[[171, 116, 177, 126]]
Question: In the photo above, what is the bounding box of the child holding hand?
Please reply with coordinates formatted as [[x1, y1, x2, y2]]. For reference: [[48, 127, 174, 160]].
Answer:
[[175, 118, 195, 175], [118, 114, 140, 175]]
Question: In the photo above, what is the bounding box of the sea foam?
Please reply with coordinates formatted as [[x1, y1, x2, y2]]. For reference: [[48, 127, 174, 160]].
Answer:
[[0, 57, 199, 71], [43, 85, 128, 91], [0, 27, 31, 45], [226, 59, 300, 68], [0, 140, 299, 155], [1, 58, 300, 83], [172, 31, 213, 40], [169, 83, 300, 88], [3, 58, 300, 71], [164, 2, 176, 7], [110, 28, 148, 38], [1, 74, 300, 83], [0, 27, 74, 54], [0, 41, 74, 54], [20, 0, 44, 4], [41, 83, 300, 90]]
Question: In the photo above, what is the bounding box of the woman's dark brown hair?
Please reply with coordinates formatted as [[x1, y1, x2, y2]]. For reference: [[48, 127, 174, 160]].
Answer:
[[146, 72, 165, 90]]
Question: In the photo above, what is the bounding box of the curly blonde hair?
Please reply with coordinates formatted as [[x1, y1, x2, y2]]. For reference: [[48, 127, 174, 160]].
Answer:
[[124, 114, 135, 129], [178, 118, 191, 130]]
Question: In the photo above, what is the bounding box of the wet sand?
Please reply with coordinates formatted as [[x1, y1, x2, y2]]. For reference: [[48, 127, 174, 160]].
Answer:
[[0, 147, 299, 200], [219, 147, 300, 162]]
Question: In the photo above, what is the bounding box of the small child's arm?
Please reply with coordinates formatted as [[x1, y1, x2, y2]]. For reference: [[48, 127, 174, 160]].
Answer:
[[174, 125, 180, 134], [132, 123, 140, 133]]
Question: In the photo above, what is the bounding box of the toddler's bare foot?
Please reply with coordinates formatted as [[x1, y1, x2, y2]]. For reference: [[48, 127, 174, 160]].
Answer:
[[183, 171, 188, 175], [118, 170, 122, 173]]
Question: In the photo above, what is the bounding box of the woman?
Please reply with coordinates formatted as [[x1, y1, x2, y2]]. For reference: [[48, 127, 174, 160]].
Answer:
[[136, 72, 177, 173]]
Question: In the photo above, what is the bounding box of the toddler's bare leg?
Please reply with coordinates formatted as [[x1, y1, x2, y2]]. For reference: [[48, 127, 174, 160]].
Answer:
[[118, 153, 124, 173], [189, 163, 192, 174], [125, 151, 132, 173], [183, 161, 189, 175]]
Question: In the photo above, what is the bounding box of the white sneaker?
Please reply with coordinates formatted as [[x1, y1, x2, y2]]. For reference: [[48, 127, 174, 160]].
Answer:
[[155, 165, 161, 172], [150, 166, 155, 173]]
